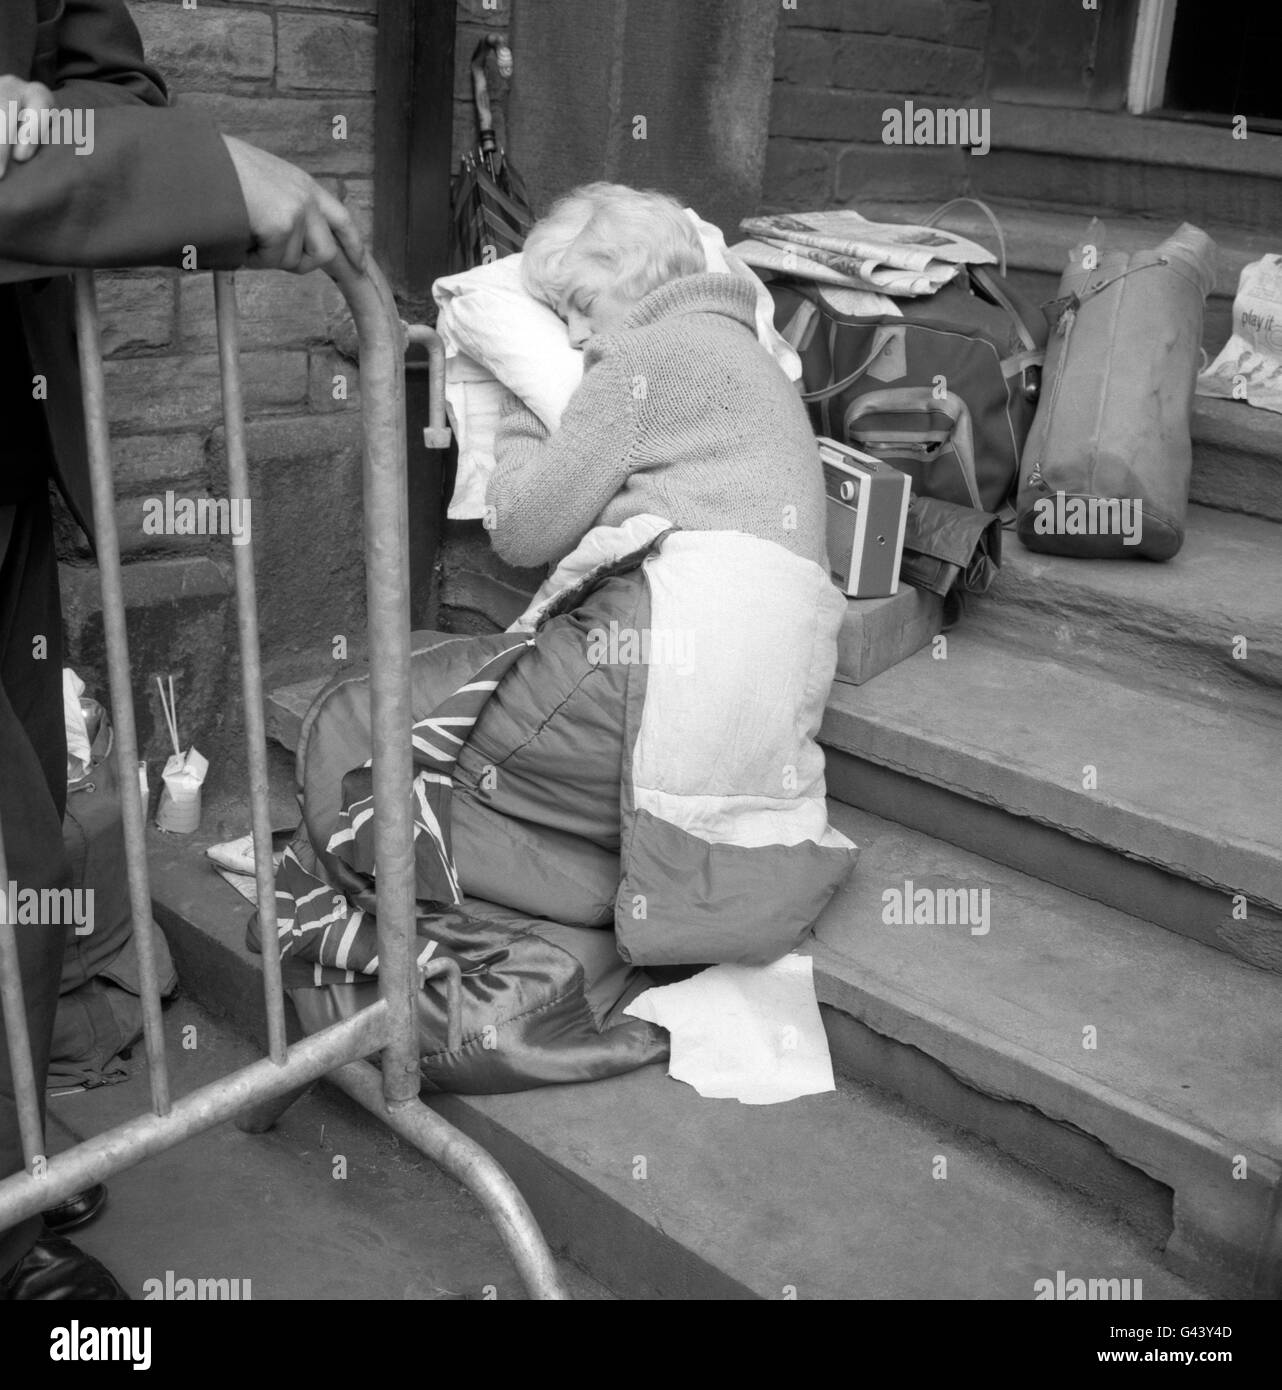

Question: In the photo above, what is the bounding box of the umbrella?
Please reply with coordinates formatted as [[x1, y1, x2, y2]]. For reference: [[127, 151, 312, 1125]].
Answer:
[[450, 33, 534, 271]]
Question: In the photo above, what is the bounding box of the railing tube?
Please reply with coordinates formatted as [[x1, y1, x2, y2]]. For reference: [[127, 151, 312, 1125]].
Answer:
[[406, 324, 451, 449], [331, 1060, 570, 1300], [72, 271, 172, 1117], [213, 272, 289, 1066], [324, 256, 419, 1107], [0, 825, 45, 1174], [0, 1002, 392, 1230]]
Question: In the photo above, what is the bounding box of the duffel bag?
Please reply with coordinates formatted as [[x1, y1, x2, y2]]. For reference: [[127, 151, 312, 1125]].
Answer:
[[767, 209, 1048, 516]]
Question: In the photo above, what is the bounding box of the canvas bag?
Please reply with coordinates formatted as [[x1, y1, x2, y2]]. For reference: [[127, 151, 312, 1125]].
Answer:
[[1015, 221, 1217, 560]]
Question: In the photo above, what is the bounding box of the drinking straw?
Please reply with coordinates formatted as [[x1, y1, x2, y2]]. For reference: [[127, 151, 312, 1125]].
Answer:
[[156, 675, 180, 758]]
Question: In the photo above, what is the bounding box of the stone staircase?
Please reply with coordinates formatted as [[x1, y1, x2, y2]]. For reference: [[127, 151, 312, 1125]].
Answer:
[[801, 185, 1280, 1295], [236, 492, 1281, 1300], [970, 104, 1282, 236], [150, 154, 1282, 1298], [144, 817, 1211, 1300]]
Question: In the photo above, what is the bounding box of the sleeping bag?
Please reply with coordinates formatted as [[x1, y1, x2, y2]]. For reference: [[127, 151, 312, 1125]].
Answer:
[[249, 518, 857, 1091]]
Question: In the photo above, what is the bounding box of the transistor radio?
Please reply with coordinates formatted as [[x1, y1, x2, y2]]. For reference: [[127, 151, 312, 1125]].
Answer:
[[819, 436, 911, 597]]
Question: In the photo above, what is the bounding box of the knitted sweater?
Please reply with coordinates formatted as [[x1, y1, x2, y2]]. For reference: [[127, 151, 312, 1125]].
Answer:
[[487, 272, 828, 569]]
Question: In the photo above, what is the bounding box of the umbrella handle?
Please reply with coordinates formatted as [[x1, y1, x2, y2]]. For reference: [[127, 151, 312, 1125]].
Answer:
[[471, 34, 513, 156]]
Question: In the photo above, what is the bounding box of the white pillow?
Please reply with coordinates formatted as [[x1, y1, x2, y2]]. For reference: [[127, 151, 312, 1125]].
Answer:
[[432, 211, 802, 521], [433, 251, 583, 431]]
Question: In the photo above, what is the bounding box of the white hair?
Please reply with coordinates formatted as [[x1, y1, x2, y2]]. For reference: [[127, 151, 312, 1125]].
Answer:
[[520, 182, 706, 310]]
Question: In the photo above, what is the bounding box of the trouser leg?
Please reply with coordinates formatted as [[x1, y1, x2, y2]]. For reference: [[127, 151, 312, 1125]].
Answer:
[[444, 573, 646, 921], [454, 570, 646, 850]]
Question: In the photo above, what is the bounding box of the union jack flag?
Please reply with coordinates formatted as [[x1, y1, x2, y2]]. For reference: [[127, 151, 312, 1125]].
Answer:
[[255, 639, 533, 986]]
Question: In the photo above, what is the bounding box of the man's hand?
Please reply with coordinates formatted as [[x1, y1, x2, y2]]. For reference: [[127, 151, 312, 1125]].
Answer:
[[221, 135, 365, 275], [0, 75, 56, 179]]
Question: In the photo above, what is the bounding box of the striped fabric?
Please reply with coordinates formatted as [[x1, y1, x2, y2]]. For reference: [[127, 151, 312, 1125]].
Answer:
[[450, 154, 533, 269], [266, 639, 533, 981]]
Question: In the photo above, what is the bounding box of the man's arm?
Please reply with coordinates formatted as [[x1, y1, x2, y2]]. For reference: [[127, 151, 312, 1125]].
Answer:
[[0, 0, 247, 267], [39, 0, 171, 109], [0, 0, 362, 274], [487, 346, 642, 568]]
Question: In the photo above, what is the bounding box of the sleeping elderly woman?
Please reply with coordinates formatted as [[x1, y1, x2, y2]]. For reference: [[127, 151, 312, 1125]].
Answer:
[[270, 183, 857, 1089], [456, 181, 859, 963]]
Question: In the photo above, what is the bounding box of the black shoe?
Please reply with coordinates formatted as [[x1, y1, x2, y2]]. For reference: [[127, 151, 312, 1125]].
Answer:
[[0, 1234, 129, 1300], [43, 1183, 108, 1234]]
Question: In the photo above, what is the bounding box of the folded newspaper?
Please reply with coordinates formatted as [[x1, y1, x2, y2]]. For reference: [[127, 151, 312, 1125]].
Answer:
[[733, 209, 996, 299], [1196, 255, 1282, 415]]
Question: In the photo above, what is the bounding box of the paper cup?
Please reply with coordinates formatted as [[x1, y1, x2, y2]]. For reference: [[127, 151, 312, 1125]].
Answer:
[[155, 748, 208, 835], [156, 781, 201, 834]]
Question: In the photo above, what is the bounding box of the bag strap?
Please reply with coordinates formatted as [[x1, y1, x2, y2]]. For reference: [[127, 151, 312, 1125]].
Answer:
[[921, 196, 1008, 278], [1075, 254, 1171, 306], [800, 329, 895, 404], [967, 265, 1038, 351], [775, 281, 897, 405]]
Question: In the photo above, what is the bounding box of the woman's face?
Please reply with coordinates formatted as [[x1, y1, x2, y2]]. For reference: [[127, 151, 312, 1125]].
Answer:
[[559, 262, 637, 348]]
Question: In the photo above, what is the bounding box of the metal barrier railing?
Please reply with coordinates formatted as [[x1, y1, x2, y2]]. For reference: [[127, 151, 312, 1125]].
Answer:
[[0, 256, 569, 1300]]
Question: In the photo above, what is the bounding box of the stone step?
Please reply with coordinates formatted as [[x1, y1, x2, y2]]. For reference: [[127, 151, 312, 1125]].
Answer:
[[264, 670, 328, 756], [862, 196, 1270, 346], [1189, 398, 1282, 525], [143, 821, 1214, 1300], [969, 105, 1282, 232], [970, 503, 1282, 718], [821, 635, 1282, 972], [812, 800, 1282, 1297], [860, 199, 1282, 523], [261, 588, 950, 755], [48, 996, 610, 1301], [433, 1051, 1208, 1301]]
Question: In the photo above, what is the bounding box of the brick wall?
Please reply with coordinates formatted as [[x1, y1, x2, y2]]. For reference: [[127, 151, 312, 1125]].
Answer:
[[763, 0, 991, 210], [60, 0, 378, 770]]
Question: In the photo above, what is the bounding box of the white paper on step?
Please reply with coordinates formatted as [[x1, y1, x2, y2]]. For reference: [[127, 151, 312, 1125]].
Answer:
[[623, 953, 835, 1105]]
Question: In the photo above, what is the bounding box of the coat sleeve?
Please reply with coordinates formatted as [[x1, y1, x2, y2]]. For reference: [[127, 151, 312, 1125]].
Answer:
[[0, 0, 251, 269], [487, 343, 642, 568]]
